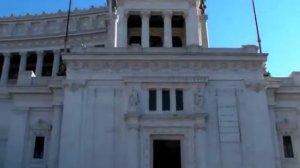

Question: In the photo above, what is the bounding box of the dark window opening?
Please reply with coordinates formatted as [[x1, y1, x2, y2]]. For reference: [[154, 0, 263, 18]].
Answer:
[[162, 90, 170, 111], [172, 36, 183, 47], [0, 55, 4, 78], [149, 90, 157, 111], [150, 16, 164, 28], [33, 136, 45, 159], [150, 36, 163, 47], [128, 15, 142, 45], [128, 15, 142, 28], [283, 135, 294, 158], [153, 140, 181, 168], [8, 54, 20, 80], [129, 36, 141, 45], [94, 44, 105, 48], [26, 53, 37, 73], [42, 51, 54, 76], [172, 16, 185, 28], [176, 89, 183, 111]]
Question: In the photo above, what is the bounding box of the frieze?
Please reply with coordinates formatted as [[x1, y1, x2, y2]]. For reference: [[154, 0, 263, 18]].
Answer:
[[245, 80, 267, 92], [67, 60, 262, 73], [62, 80, 86, 92]]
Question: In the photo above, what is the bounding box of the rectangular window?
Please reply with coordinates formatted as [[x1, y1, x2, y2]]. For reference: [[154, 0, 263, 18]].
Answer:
[[162, 90, 170, 111], [283, 135, 294, 158], [176, 89, 183, 111], [33, 136, 45, 159], [149, 90, 157, 111]]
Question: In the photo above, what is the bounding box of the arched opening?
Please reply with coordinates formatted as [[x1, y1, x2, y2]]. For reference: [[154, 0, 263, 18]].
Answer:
[[150, 15, 164, 47], [128, 15, 142, 46], [8, 53, 20, 82], [42, 51, 54, 76], [26, 52, 37, 73], [172, 15, 185, 47]]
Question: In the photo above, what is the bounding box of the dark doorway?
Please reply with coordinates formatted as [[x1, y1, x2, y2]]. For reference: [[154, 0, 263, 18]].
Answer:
[[153, 140, 181, 168]]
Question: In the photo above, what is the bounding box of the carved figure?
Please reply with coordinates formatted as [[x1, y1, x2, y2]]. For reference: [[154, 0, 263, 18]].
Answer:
[[128, 89, 140, 112], [194, 88, 204, 112]]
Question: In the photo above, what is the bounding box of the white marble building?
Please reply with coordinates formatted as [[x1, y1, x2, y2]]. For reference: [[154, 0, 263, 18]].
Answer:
[[0, 0, 299, 168]]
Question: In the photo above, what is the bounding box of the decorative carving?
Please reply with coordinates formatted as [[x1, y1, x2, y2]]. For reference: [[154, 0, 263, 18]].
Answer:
[[193, 88, 204, 113], [277, 118, 297, 134], [245, 80, 266, 92], [128, 89, 141, 113], [63, 80, 86, 92]]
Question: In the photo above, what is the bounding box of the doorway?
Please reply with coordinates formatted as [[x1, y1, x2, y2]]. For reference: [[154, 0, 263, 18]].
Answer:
[[153, 140, 181, 168]]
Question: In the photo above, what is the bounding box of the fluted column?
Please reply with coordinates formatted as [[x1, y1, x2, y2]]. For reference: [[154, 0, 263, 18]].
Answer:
[[1, 53, 11, 85], [141, 11, 150, 48], [35, 51, 44, 76], [48, 105, 63, 168], [52, 50, 60, 77], [19, 52, 27, 74], [163, 11, 172, 47]]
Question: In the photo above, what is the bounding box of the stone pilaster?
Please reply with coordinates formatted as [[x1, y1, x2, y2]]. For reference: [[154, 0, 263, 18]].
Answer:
[[194, 114, 208, 168], [35, 51, 44, 76], [163, 11, 172, 47], [52, 50, 60, 76], [199, 15, 209, 48], [1, 53, 11, 85], [19, 52, 28, 74], [4, 107, 29, 168], [48, 105, 63, 168], [141, 11, 150, 48]]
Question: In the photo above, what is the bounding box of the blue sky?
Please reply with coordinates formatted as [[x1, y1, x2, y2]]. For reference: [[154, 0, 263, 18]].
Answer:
[[1, 0, 299, 77]]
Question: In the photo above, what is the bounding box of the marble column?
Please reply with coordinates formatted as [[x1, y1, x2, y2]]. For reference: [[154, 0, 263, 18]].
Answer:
[[1, 53, 11, 85], [35, 51, 44, 76], [52, 50, 60, 77], [19, 52, 27, 74], [195, 115, 207, 168], [141, 11, 150, 48], [199, 15, 209, 48], [127, 113, 139, 168], [116, 9, 128, 47], [48, 105, 63, 168], [4, 107, 29, 168], [185, 7, 200, 46], [163, 11, 172, 47]]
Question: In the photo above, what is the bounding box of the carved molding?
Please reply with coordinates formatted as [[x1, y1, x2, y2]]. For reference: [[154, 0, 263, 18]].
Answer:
[[67, 60, 262, 74], [245, 80, 266, 92], [62, 80, 86, 92]]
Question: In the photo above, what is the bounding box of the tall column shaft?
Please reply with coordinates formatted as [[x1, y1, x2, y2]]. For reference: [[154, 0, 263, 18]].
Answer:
[[185, 8, 200, 46], [52, 50, 60, 77], [35, 51, 44, 76], [1, 53, 11, 85], [141, 11, 150, 48], [163, 11, 172, 47], [128, 126, 139, 168], [116, 9, 128, 47], [19, 52, 27, 74], [48, 105, 63, 168], [195, 128, 207, 168], [4, 107, 29, 168], [199, 15, 209, 47]]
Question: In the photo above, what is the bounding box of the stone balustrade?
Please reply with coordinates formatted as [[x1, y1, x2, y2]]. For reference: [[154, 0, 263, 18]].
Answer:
[[0, 6, 108, 38]]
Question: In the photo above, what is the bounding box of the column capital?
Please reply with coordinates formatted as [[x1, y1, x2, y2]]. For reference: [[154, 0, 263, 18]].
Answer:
[[19, 51, 28, 57], [141, 11, 151, 17], [2, 52, 11, 57], [163, 11, 173, 18], [36, 50, 44, 57], [53, 50, 61, 56]]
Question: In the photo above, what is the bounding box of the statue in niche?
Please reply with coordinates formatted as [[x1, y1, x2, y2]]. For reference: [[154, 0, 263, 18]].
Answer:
[[194, 88, 204, 113], [128, 89, 140, 112]]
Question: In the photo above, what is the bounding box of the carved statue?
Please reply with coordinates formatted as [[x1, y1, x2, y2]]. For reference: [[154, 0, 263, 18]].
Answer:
[[128, 89, 140, 112], [194, 88, 204, 113], [199, 0, 206, 15]]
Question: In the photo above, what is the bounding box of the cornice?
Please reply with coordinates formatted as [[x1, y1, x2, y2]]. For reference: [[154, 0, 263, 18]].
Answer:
[[0, 6, 108, 22]]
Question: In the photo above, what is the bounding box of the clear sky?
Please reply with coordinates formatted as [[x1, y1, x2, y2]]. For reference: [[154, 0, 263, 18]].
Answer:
[[1, 0, 299, 77]]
